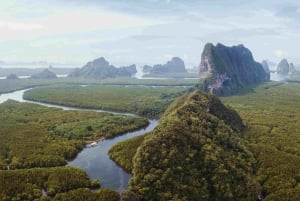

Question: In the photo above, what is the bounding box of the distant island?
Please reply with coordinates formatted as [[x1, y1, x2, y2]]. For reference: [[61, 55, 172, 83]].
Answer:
[[30, 69, 57, 79], [6, 73, 19, 80], [276, 58, 298, 76], [68, 57, 137, 79], [142, 57, 198, 78]]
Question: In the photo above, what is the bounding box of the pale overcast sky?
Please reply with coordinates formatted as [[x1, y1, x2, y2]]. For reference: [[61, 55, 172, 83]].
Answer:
[[0, 0, 299, 68]]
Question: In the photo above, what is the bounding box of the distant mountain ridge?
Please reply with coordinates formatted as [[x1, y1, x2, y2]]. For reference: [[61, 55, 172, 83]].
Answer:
[[30, 69, 57, 79], [142, 57, 187, 74], [277, 58, 298, 75], [68, 57, 137, 79], [199, 43, 270, 96]]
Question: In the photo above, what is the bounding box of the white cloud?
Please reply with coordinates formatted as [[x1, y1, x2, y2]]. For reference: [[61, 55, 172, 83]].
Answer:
[[0, 20, 42, 31], [274, 49, 288, 58], [0, 10, 162, 41]]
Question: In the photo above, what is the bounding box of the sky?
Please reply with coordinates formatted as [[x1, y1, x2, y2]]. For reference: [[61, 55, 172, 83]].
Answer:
[[0, 0, 300, 68]]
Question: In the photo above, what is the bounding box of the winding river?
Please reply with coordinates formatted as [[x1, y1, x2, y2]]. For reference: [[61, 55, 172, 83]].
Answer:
[[0, 88, 158, 192]]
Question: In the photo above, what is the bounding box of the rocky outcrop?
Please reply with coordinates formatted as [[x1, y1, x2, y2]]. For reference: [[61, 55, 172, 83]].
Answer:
[[277, 59, 290, 75], [289, 63, 297, 75], [117, 64, 137, 77], [68, 57, 136, 79], [31, 69, 57, 79], [199, 43, 269, 96], [144, 57, 187, 74], [261, 60, 271, 80], [6, 73, 18, 79], [276, 59, 298, 76]]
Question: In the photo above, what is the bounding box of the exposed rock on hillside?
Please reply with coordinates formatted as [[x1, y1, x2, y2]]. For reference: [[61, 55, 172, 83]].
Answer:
[[31, 69, 57, 79], [289, 63, 297, 75], [68, 57, 136, 79], [199, 43, 269, 96], [276, 59, 299, 76], [128, 90, 257, 201], [261, 60, 270, 74]]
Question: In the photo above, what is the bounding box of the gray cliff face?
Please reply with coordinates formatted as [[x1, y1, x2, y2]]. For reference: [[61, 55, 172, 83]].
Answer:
[[199, 43, 270, 96], [117, 64, 137, 77], [149, 57, 187, 73], [276, 59, 298, 76], [289, 63, 297, 75], [31, 69, 57, 79], [68, 57, 136, 79], [277, 59, 290, 75], [261, 60, 271, 80]]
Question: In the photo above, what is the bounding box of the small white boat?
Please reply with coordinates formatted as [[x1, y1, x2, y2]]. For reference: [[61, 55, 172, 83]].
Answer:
[[90, 142, 97, 147]]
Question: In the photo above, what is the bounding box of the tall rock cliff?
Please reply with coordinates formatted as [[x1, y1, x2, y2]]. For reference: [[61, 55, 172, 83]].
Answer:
[[276, 59, 298, 76], [68, 57, 137, 79], [199, 43, 269, 96], [261, 60, 271, 78], [277, 59, 290, 75]]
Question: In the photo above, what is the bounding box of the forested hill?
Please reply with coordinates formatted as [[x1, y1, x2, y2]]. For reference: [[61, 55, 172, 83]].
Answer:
[[128, 90, 258, 201]]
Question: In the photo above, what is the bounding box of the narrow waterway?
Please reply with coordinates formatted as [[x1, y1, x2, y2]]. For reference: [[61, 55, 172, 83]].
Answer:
[[0, 88, 158, 192]]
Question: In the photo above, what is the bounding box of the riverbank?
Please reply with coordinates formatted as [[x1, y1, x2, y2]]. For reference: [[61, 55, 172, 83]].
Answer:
[[0, 88, 159, 192]]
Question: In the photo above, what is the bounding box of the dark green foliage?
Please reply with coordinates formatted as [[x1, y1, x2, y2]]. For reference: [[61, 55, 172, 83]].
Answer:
[[121, 190, 139, 201], [222, 82, 300, 200], [0, 167, 94, 201], [24, 85, 188, 118], [109, 134, 149, 172], [0, 100, 148, 169], [52, 188, 120, 201], [129, 90, 257, 201], [50, 112, 149, 140]]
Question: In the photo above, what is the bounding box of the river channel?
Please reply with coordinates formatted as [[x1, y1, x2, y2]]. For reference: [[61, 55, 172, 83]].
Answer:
[[0, 88, 159, 192]]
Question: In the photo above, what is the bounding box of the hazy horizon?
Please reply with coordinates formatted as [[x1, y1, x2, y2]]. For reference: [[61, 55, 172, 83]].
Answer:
[[1, 0, 300, 68]]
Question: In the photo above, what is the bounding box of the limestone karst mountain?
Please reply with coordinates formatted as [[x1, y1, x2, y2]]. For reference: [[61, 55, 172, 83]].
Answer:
[[30, 69, 57, 79], [276, 59, 298, 76], [199, 43, 269, 96], [68, 57, 137, 79], [143, 57, 187, 74]]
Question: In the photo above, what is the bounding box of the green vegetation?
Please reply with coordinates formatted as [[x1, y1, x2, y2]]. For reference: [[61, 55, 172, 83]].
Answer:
[[0, 100, 148, 169], [109, 134, 149, 173], [221, 82, 300, 200], [126, 91, 257, 201], [24, 85, 190, 118], [0, 166, 100, 201], [0, 77, 197, 94], [50, 112, 148, 140], [143, 72, 199, 78], [111, 82, 300, 200], [52, 188, 120, 201]]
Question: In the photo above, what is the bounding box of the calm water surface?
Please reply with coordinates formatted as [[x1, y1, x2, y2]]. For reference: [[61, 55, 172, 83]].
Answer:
[[0, 89, 158, 191]]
